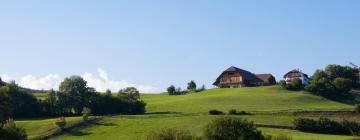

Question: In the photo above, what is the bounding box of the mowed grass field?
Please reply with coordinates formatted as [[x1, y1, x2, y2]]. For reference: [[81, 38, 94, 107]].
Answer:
[[18, 86, 359, 140], [142, 86, 353, 113], [16, 117, 82, 139], [52, 115, 356, 140]]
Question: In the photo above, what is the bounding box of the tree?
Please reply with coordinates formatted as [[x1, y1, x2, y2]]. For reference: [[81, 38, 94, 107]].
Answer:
[[305, 64, 357, 97], [291, 78, 303, 90], [105, 89, 112, 96], [1, 119, 27, 140], [118, 87, 140, 100], [0, 86, 11, 124], [44, 89, 58, 116], [59, 76, 95, 114], [187, 80, 197, 92], [279, 80, 287, 89], [167, 85, 176, 95], [204, 116, 265, 140], [5, 82, 41, 118]]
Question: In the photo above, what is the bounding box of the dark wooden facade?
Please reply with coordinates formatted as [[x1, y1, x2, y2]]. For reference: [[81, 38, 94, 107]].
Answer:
[[256, 74, 276, 85], [213, 66, 263, 88]]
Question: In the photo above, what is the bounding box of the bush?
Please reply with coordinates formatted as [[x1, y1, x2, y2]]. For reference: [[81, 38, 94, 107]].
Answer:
[[145, 127, 195, 140], [228, 109, 249, 115], [294, 117, 360, 135], [290, 78, 303, 90], [294, 118, 317, 132], [209, 109, 224, 115], [0, 119, 27, 140], [354, 104, 360, 114], [228, 109, 237, 115], [204, 116, 265, 140], [55, 117, 66, 129]]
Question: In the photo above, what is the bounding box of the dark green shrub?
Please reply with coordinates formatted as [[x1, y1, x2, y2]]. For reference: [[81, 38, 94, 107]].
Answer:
[[294, 118, 317, 132], [55, 117, 66, 130], [0, 119, 27, 140], [209, 110, 223, 115], [355, 104, 360, 113], [228, 109, 237, 115], [145, 127, 195, 140], [204, 116, 265, 140], [342, 120, 360, 136], [294, 117, 360, 135], [228, 109, 249, 115], [316, 117, 345, 134], [291, 78, 303, 90]]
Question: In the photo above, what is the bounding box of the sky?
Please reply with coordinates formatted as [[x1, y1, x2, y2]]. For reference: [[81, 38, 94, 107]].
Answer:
[[0, 0, 359, 93]]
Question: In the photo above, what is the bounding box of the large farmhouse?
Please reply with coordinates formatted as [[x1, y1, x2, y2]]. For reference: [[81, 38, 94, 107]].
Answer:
[[283, 69, 310, 84], [213, 66, 265, 88]]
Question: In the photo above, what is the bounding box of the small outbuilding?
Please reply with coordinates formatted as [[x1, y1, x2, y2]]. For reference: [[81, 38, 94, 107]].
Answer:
[[256, 74, 276, 85]]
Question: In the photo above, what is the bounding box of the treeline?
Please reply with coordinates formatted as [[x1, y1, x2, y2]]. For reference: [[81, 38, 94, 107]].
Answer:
[[167, 80, 206, 95], [280, 64, 360, 98], [0, 76, 146, 122]]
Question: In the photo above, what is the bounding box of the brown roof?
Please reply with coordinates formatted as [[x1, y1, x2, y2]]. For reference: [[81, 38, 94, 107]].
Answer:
[[213, 66, 263, 85], [283, 69, 309, 78], [256, 74, 274, 81]]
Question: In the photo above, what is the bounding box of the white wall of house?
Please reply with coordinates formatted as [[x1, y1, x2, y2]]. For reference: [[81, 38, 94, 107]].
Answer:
[[285, 74, 310, 85]]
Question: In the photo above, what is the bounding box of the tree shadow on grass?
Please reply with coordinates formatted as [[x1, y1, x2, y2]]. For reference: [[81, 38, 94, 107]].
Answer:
[[90, 120, 117, 126], [61, 119, 117, 137], [145, 111, 182, 115], [64, 129, 92, 136]]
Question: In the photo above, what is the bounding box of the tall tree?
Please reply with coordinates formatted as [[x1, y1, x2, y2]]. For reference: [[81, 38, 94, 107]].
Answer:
[[187, 80, 197, 92], [59, 76, 95, 114], [118, 87, 140, 100], [0, 85, 11, 124], [167, 85, 176, 95]]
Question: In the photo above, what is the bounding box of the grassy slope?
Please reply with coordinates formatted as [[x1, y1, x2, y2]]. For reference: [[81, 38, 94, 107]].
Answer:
[[16, 117, 82, 139], [142, 86, 353, 113], [53, 115, 355, 140], [21, 86, 358, 139]]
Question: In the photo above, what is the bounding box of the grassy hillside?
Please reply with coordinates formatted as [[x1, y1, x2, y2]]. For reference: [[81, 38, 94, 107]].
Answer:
[[142, 86, 353, 113], [18, 86, 359, 140], [52, 115, 356, 140], [16, 117, 82, 139]]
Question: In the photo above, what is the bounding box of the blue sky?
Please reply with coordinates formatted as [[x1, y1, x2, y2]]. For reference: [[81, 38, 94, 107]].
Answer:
[[0, 0, 359, 93]]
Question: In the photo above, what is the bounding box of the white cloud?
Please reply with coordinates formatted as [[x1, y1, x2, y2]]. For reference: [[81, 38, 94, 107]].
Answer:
[[1, 69, 158, 93], [82, 69, 157, 93], [97, 68, 108, 80], [19, 74, 61, 90], [0, 74, 13, 82]]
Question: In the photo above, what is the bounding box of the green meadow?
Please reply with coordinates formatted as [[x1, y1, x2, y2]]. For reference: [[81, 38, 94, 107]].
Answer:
[[18, 86, 359, 140]]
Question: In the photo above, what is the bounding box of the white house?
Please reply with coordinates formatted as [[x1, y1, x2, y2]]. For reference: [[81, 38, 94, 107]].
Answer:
[[283, 69, 310, 84]]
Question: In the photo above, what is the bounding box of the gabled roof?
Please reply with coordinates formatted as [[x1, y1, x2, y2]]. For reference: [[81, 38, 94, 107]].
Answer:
[[213, 66, 263, 85], [283, 69, 309, 78], [256, 74, 274, 81]]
